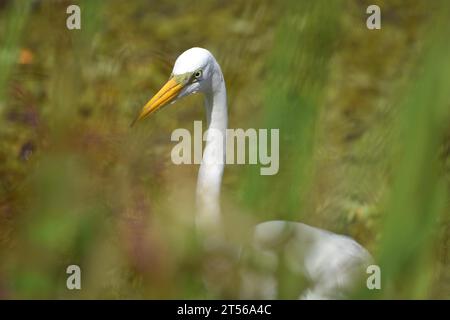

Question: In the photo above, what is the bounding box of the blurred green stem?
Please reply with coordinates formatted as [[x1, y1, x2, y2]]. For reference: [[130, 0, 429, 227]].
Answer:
[[0, 0, 31, 113]]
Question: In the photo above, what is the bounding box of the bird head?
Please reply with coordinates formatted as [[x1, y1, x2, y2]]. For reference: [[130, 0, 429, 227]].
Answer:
[[131, 47, 217, 126]]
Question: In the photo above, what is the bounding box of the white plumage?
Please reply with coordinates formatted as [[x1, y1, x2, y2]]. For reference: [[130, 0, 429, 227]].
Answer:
[[134, 47, 373, 299]]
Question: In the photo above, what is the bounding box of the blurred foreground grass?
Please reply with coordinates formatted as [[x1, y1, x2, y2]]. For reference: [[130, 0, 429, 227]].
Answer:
[[0, 0, 449, 298]]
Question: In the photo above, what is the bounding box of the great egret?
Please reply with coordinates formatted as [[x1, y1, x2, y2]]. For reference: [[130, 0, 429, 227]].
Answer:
[[132, 47, 372, 299]]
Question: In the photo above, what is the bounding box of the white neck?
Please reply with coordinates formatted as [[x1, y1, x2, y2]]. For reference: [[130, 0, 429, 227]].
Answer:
[[196, 62, 227, 237]]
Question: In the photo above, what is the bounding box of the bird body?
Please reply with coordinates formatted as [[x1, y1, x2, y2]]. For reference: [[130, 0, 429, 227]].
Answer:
[[248, 220, 372, 299], [133, 47, 372, 299]]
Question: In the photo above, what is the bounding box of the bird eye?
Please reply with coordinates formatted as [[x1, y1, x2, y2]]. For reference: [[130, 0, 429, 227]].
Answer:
[[194, 70, 202, 79]]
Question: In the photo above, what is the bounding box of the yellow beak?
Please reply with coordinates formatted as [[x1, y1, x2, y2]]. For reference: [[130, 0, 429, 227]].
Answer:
[[131, 77, 184, 126]]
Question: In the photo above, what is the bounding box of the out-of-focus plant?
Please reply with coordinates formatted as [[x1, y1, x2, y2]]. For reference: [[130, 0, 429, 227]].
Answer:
[[375, 4, 450, 299], [0, 0, 449, 299], [0, 0, 31, 110], [239, 0, 341, 221]]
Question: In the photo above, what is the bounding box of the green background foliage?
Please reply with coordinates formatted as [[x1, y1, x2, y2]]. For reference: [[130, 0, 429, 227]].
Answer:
[[0, 0, 449, 299]]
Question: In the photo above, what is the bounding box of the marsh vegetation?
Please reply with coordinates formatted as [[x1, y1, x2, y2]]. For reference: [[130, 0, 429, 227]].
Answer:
[[0, 0, 449, 299]]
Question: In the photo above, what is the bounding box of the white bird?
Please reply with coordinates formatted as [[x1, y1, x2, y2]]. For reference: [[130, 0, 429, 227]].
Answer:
[[132, 47, 372, 299]]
